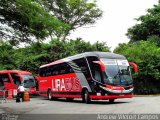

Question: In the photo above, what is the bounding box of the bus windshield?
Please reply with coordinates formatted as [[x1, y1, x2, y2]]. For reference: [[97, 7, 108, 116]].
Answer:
[[102, 59, 132, 85], [22, 74, 36, 88]]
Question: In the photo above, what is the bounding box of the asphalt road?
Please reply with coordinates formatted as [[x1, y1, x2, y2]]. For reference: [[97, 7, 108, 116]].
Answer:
[[0, 96, 160, 120]]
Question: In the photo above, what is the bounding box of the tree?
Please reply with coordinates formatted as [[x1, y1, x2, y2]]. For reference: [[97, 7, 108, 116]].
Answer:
[[114, 41, 160, 94], [0, 40, 16, 69], [93, 41, 110, 52], [0, 0, 69, 45], [39, 0, 103, 39], [126, 4, 160, 45]]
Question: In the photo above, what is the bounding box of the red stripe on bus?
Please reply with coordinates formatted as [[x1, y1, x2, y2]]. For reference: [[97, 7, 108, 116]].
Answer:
[[52, 94, 81, 98]]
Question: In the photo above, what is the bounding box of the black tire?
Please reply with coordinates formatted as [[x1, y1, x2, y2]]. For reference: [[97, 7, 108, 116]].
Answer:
[[82, 89, 91, 104], [109, 99, 115, 103], [47, 90, 52, 101], [66, 98, 74, 102]]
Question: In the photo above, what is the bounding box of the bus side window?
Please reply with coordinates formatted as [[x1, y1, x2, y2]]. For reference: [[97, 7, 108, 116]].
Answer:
[[52, 65, 59, 75], [39, 62, 75, 77], [59, 63, 66, 74], [46, 67, 50, 76], [1, 74, 10, 83], [47, 67, 52, 76], [73, 58, 91, 78], [10, 73, 21, 86], [58, 63, 74, 75], [39, 67, 46, 77], [66, 64, 74, 73]]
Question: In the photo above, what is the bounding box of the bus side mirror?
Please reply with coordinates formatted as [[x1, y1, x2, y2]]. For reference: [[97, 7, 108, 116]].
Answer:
[[129, 62, 138, 73], [93, 61, 105, 72]]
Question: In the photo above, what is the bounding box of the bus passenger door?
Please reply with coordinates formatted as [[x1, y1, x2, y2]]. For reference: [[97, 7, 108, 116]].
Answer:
[[0, 73, 12, 90], [89, 61, 104, 93], [92, 63, 103, 83], [87, 56, 103, 92]]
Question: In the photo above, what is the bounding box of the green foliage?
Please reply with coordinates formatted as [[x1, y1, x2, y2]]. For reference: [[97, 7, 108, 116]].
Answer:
[[0, 0, 69, 44], [114, 41, 160, 94], [0, 0, 102, 45], [126, 5, 160, 45], [125, 3, 160, 94], [39, 0, 103, 39]]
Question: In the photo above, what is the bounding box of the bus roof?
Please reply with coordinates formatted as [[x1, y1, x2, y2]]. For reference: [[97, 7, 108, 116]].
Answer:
[[40, 52, 126, 68], [67, 52, 126, 60], [0, 70, 32, 75]]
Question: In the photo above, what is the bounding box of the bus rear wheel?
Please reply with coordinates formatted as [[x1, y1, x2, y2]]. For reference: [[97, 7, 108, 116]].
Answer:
[[47, 90, 53, 101], [82, 89, 90, 104], [109, 99, 115, 103]]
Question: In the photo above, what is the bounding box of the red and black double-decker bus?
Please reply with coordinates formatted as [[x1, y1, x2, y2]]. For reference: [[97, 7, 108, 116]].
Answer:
[[38, 52, 138, 103]]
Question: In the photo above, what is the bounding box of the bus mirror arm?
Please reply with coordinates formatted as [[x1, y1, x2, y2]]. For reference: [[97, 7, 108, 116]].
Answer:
[[129, 62, 138, 73]]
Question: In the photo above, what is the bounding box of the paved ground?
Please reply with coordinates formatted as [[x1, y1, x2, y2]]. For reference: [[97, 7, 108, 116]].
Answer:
[[0, 109, 5, 114], [0, 96, 160, 120]]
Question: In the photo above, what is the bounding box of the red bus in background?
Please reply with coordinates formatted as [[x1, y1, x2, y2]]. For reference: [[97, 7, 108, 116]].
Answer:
[[0, 70, 37, 96], [38, 52, 138, 103], [0, 78, 5, 96]]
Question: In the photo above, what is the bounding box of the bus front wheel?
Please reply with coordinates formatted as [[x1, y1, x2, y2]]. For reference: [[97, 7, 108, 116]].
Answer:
[[109, 99, 115, 103], [82, 89, 90, 104]]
